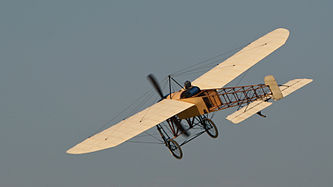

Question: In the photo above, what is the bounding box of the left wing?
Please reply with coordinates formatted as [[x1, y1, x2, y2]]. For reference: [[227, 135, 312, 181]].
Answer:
[[192, 28, 290, 89], [67, 99, 194, 154]]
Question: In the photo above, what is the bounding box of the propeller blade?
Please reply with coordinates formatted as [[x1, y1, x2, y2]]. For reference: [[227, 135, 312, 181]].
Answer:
[[171, 116, 190, 137], [147, 74, 164, 99], [148, 74, 189, 136]]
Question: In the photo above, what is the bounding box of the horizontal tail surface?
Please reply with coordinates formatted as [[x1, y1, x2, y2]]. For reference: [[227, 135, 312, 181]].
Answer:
[[226, 78, 312, 124], [226, 100, 272, 124]]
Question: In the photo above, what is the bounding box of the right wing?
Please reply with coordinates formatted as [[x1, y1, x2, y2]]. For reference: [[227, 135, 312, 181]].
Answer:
[[192, 28, 290, 90], [67, 99, 194, 154]]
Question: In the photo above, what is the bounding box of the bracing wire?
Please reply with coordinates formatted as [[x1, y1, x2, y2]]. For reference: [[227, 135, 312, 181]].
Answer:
[[89, 87, 156, 137], [170, 45, 246, 78], [87, 42, 250, 141], [127, 140, 163, 144]]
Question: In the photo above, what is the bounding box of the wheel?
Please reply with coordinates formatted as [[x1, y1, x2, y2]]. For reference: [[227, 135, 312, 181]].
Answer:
[[203, 118, 219, 138], [167, 139, 183, 159]]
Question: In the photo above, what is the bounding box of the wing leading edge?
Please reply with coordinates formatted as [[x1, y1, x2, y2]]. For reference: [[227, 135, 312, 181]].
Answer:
[[192, 28, 290, 90], [67, 99, 195, 154]]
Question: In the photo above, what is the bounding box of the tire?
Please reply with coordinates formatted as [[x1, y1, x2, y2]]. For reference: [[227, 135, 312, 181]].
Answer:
[[203, 118, 219, 138], [167, 139, 183, 159]]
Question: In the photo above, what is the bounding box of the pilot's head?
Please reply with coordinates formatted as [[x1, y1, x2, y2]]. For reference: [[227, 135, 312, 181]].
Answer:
[[184, 81, 191, 89]]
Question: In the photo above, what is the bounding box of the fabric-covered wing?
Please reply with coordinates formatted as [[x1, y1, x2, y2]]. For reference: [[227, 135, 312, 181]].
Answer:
[[67, 99, 194, 154], [192, 28, 290, 89]]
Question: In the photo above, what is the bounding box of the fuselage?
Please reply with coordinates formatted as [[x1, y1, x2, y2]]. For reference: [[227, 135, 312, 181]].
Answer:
[[167, 87, 222, 119]]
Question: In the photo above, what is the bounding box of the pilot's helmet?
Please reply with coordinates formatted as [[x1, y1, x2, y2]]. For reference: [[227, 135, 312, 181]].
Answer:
[[184, 81, 191, 89]]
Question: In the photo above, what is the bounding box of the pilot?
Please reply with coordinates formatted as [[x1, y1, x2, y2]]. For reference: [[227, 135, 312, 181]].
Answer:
[[181, 81, 201, 98], [184, 80, 192, 90]]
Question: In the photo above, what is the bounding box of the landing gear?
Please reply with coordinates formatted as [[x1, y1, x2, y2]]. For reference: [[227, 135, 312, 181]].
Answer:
[[202, 118, 219, 138], [157, 115, 218, 159], [167, 139, 183, 159]]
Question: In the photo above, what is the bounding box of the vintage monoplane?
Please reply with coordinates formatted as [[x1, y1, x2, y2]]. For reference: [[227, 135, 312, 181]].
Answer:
[[67, 28, 312, 159]]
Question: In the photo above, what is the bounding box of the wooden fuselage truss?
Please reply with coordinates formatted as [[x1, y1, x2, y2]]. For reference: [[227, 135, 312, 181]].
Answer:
[[169, 84, 272, 120]]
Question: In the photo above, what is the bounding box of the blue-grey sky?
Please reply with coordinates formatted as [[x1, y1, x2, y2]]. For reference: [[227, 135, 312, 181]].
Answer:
[[0, 0, 332, 187]]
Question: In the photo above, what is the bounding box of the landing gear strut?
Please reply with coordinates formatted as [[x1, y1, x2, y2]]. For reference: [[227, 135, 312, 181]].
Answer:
[[167, 139, 183, 159], [157, 115, 219, 159], [202, 118, 219, 138]]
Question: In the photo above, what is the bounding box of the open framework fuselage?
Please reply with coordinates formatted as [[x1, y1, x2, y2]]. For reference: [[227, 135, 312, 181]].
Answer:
[[168, 83, 272, 119]]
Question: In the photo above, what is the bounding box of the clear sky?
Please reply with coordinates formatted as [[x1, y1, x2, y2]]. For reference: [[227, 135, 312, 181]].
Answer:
[[0, 0, 332, 186]]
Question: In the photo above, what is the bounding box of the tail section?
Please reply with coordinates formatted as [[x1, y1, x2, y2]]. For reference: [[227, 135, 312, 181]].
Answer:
[[226, 77, 312, 124], [226, 100, 272, 124]]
